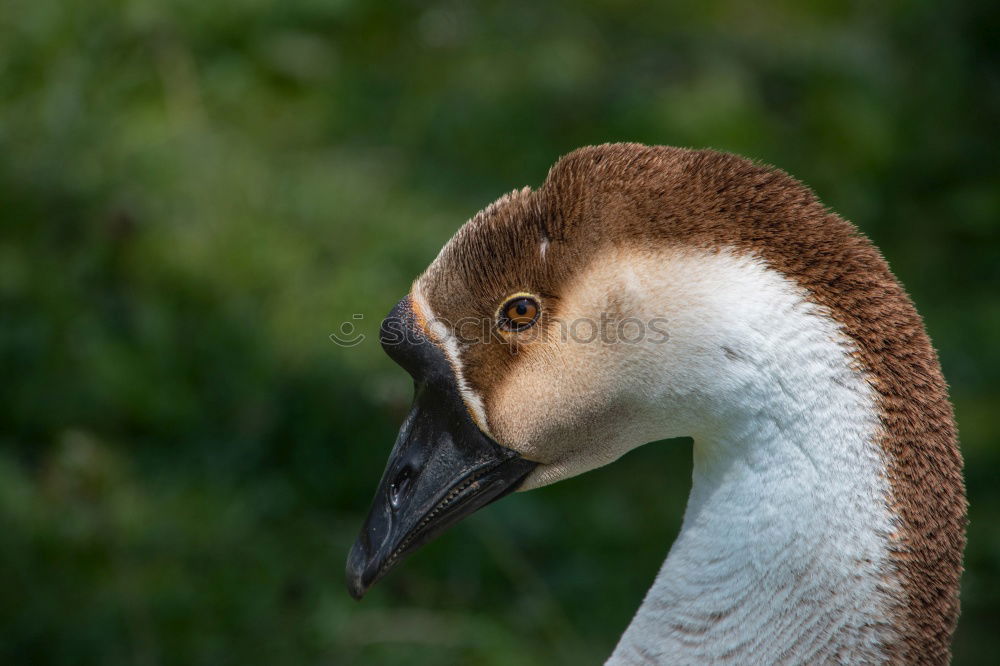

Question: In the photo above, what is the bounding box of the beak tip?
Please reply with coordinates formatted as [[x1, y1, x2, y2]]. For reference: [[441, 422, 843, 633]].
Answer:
[[346, 578, 367, 601], [345, 541, 372, 600]]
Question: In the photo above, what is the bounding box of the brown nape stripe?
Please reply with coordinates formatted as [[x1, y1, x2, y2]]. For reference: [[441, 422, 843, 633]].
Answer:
[[420, 143, 965, 663], [538, 144, 966, 663]]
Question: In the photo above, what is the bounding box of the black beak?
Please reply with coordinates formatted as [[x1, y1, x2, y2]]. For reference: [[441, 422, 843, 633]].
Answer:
[[345, 297, 537, 600]]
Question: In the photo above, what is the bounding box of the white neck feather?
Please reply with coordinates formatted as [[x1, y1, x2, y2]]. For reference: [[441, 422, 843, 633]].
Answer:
[[607, 252, 899, 664]]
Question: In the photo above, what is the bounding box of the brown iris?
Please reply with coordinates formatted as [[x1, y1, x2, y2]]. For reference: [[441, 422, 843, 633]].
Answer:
[[498, 295, 540, 332]]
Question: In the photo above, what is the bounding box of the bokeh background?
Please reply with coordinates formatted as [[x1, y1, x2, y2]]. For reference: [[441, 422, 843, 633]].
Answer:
[[2, 1, 998, 664]]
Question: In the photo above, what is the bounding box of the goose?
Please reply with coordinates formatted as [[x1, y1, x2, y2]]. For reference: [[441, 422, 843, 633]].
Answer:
[[345, 143, 966, 664]]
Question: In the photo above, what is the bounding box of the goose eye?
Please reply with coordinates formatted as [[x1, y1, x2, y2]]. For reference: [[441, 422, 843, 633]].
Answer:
[[499, 295, 540, 332]]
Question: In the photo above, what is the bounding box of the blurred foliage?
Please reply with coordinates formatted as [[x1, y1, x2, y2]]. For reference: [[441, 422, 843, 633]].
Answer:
[[1, 0, 998, 664]]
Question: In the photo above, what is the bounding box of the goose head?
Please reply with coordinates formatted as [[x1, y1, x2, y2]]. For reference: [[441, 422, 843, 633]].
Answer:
[[346, 143, 965, 662]]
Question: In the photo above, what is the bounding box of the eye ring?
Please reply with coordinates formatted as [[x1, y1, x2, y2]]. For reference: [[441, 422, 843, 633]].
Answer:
[[498, 294, 541, 333]]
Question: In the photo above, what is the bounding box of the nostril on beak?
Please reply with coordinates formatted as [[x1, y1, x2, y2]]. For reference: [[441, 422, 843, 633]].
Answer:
[[389, 466, 413, 510]]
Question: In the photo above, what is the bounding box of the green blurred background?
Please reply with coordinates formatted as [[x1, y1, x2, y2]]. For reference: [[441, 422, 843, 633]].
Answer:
[[2, 1, 997, 664]]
